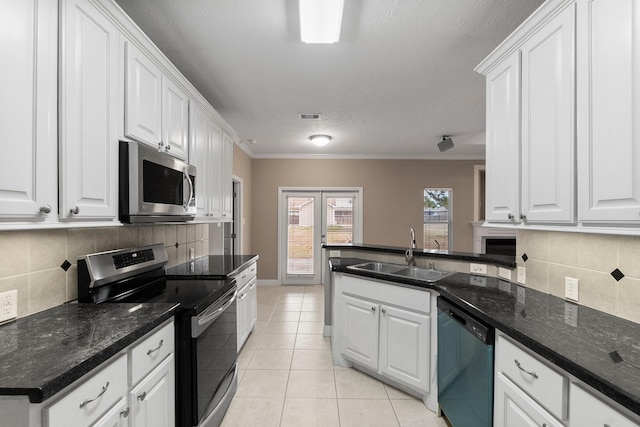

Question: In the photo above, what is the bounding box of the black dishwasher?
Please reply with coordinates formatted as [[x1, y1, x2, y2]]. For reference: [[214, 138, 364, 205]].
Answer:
[[437, 297, 495, 427]]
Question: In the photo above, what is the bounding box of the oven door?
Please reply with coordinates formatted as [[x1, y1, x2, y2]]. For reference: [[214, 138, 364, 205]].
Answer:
[[188, 286, 238, 427], [120, 141, 196, 223]]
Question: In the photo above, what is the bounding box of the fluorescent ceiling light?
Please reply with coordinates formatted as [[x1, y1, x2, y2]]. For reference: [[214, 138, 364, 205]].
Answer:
[[310, 134, 332, 146], [299, 0, 344, 44]]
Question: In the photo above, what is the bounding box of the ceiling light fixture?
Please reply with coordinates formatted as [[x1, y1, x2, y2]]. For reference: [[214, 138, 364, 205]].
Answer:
[[299, 0, 344, 44], [310, 134, 332, 147], [438, 135, 454, 152]]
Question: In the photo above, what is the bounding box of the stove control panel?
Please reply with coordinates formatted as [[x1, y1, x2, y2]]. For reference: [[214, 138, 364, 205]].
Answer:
[[113, 248, 155, 269]]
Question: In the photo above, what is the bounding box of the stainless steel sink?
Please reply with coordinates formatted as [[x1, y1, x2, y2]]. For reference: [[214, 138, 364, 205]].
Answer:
[[348, 262, 405, 274], [392, 266, 455, 282], [347, 262, 454, 283]]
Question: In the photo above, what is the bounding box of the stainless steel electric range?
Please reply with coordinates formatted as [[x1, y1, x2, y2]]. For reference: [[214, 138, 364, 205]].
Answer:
[[78, 244, 237, 427]]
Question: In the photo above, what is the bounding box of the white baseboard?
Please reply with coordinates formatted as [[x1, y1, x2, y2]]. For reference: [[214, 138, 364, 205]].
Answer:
[[257, 279, 279, 287]]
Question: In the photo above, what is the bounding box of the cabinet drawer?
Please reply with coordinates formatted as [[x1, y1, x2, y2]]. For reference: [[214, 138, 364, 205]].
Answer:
[[496, 335, 567, 420], [45, 355, 127, 427], [235, 262, 257, 288], [130, 321, 174, 386], [570, 384, 640, 427]]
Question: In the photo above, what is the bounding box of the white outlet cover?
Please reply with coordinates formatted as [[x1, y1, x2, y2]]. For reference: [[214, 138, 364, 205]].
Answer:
[[517, 266, 526, 284], [0, 290, 17, 324], [470, 263, 487, 275], [565, 276, 579, 301], [498, 267, 512, 281]]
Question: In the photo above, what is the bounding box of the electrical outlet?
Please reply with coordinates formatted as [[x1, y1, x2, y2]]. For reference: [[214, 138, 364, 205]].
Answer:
[[517, 266, 526, 284], [498, 267, 512, 281], [329, 250, 340, 257], [565, 276, 579, 301], [564, 302, 579, 327], [470, 263, 487, 275], [0, 290, 17, 324]]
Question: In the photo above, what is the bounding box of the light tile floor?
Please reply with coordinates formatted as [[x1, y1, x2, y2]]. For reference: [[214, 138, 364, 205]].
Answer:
[[220, 285, 448, 427]]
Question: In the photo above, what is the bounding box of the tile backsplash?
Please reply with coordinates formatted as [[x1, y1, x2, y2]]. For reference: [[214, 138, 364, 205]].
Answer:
[[0, 224, 209, 319], [517, 230, 640, 324]]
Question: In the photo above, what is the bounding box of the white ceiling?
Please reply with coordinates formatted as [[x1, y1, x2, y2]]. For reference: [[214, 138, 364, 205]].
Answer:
[[114, 0, 544, 159]]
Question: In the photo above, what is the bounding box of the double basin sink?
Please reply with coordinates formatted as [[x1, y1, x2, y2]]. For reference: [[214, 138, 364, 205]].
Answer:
[[347, 262, 455, 283]]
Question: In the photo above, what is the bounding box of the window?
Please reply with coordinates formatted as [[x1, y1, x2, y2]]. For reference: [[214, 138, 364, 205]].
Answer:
[[423, 188, 452, 250]]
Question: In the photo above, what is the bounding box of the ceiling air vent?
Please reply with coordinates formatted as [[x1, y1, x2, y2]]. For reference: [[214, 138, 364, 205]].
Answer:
[[298, 113, 322, 120]]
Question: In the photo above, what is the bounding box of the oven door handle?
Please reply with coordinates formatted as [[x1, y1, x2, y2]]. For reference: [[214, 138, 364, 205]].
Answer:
[[192, 289, 237, 338]]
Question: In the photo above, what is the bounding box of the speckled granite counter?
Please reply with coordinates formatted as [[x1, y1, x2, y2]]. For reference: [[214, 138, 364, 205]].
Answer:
[[165, 255, 258, 279], [331, 258, 640, 417], [0, 302, 178, 403], [324, 243, 516, 268]]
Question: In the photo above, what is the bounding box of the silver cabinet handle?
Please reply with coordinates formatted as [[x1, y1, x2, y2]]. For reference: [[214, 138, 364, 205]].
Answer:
[[240, 292, 247, 300], [70, 206, 80, 215], [158, 141, 164, 148], [39, 205, 51, 214], [79, 381, 109, 408], [137, 391, 146, 401], [508, 213, 514, 220], [371, 306, 376, 312], [120, 407, 130, 418], [165, 145, 171, 151], [520, 214, 527, 221], [146, 339, 164, 356], [514, 359, 538, 379], [381, 308, 386, 314]]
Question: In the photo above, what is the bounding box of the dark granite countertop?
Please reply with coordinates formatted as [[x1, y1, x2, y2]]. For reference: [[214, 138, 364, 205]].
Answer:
[[0, 302, 178, 403], [165, 254, 259, 279], [331, 257, 640, 417], [324, 243, 516, 268]]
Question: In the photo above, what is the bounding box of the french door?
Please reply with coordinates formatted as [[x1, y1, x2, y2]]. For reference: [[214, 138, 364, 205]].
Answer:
[[279, 189, 362, 285]]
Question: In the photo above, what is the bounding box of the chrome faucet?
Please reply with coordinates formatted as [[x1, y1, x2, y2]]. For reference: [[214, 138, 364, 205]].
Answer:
[[405, 228, 416, 266]]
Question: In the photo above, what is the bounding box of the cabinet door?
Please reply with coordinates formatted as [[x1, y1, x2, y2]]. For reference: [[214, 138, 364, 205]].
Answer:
[[520, 4, 576, 224], [379, 305, 430, 393], [236, 283, 249, 351], [341, 294, 379, 370], [189, 101, 211, 218], [161, 78, 189, 160], [485, 52, 521, 223], [208, 126, 224, 219], [130, 354, 175, 427], [59, 0, 119, 221], [577, 0, 640, 223], [0, 0, 57, 220], [247, 277, 258, 332], [494, 372, 563, 427], [570, 384, 639, 427], [221, 133, 234, 221], [92, 398, 129, 427], [125, 42, 162, 147]]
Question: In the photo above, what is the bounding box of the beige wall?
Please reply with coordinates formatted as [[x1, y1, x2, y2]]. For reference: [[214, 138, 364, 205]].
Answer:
[[252, 158, 483, 280], [233, 145, 253, 254]]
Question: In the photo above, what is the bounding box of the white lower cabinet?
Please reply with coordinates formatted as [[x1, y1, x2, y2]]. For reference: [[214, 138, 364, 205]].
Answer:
[[236, 262, 258, 351], [494, 372, 563, 427], [129, 355, 175, 427], [333, 274, 435, 410], [42, 320, 175, 427], [570, 384, 639, 427]]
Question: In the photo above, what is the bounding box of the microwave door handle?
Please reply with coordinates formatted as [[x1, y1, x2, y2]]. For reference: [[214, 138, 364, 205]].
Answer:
[[183, 169, 194, 210]]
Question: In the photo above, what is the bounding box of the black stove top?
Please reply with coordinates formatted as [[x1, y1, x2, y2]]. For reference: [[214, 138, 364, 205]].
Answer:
[[143, 278, 233, 315]]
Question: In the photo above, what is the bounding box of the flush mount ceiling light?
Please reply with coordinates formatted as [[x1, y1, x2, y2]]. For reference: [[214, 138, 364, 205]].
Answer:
[[299, 0, 344, 44], [438, 135, 454, 152], [309, 134, 332, 147]]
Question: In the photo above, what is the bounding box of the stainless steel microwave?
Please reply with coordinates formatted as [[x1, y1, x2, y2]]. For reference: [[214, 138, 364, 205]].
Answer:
[[119, 141, 196, 223]]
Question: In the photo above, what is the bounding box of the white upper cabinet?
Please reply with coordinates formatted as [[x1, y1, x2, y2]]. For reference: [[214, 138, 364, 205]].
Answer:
[[577, 0, 640, 224], [0, 0, 57, 221], [125, 42, 188, 161], [221, 133, 234, 221], [59, 0, 120, 221], [485, 52, 521, 223], [520, 4, 576, 224]]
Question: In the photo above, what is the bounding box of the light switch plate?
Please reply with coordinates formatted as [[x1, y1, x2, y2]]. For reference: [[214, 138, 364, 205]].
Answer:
[[470, 263, 487, 275], [517, 266, 526, 284], [565, 277, 579, 301]]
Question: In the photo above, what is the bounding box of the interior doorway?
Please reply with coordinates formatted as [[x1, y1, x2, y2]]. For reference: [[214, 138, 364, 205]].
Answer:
[[278, 188, 363, 285], [223, 177, 242, 256]]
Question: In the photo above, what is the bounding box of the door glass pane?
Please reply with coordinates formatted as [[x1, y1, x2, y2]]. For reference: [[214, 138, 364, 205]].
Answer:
[[287, 196, 314, 275], [325, 197, 354, 244], [423, 189, 452, 250]]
